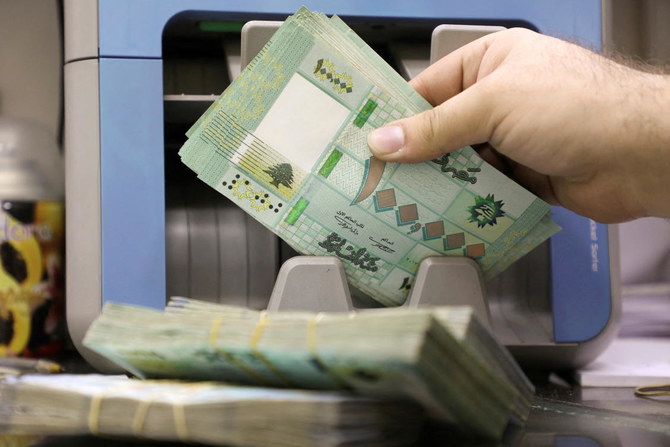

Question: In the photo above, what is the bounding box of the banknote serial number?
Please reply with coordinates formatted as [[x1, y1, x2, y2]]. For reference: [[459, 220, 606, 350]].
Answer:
[[318, 232, 379, 272]]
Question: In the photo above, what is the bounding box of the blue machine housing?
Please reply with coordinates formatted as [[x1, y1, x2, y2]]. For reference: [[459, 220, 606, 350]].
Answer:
[[66, 0, 616, 368]]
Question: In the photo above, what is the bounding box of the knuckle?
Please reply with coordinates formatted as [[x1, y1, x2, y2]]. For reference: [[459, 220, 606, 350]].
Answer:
[[410, 76, 433, 105], [424, 108, 448, 158], [404, 107, 447, 161], [505, 27, 534, 40], [420, 108, 442, 147]]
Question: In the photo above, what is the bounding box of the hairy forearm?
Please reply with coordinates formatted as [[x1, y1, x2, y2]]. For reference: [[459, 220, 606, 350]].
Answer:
[[550, 56, 670, 221], [623, 72, 670, 218]]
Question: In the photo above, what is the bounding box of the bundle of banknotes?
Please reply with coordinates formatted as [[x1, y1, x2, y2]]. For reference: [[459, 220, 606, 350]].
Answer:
[[82, 298, 534, 440], [0, 373, 423, 446], [178, 6, 560, 307]]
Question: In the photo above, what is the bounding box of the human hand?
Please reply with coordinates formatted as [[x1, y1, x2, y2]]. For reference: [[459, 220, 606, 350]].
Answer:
[[367, 28, 670, 223]]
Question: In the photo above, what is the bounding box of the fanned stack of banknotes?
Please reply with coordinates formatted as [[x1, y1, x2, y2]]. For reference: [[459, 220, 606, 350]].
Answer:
[[0, 297, 533, 444], [0, 373, 423, 446], [77, 298, 532, 442], [179, 6, 560, 307]]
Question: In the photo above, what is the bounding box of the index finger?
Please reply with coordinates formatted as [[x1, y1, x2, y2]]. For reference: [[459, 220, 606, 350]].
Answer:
[[409, 32, 499, 106]]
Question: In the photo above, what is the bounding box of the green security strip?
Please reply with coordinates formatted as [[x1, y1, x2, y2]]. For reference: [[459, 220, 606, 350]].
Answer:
[[318, 150, 343, 178], [199, 21, 245, 33], [353, 99, 378, 128], [285, 198, 310, 225]]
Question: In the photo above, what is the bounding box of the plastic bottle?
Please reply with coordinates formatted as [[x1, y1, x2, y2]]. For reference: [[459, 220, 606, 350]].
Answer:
[[0, 117, 65, 358]]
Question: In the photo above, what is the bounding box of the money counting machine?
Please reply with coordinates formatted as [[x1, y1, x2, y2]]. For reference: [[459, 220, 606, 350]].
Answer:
[[64, 0, 619, 370]]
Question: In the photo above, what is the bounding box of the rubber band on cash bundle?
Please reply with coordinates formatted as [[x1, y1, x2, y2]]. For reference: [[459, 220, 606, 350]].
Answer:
[[634, 383, 670, 397], [208, 315, 269, 385], [88, 381, 146, 436], [306, 313, 350, 389], [249, 311, 297, 387]]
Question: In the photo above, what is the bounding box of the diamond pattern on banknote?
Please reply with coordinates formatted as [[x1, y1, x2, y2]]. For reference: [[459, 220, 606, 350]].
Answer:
[[313, 59, 354, 94], [445, 232, 466, 249], [374, 189, 420, 227], [465, 243, 486, 258], [375, 189, 396, 210], [396, 204, 419, 226], [418, 223, 471, 253], [423, 221, 445, 240]]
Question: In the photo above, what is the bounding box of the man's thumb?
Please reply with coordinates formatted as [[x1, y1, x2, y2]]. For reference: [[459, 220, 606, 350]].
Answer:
[[367, 86, 491, 163]]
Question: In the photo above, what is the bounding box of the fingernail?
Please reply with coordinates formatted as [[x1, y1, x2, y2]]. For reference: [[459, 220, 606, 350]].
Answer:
[[368, 126, 405, 155]]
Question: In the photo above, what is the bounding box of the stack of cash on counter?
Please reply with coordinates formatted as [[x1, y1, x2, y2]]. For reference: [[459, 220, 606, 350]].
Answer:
[[178, 7, 560, 307], [0, 299, 533, 444], [71, 298, 532, 442], [0, 374, 422, 447]]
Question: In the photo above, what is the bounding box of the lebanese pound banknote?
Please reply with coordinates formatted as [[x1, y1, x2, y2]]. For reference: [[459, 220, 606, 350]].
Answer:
[[178, 7, 561, 306], [83, 298, 534, 439], [2, 373, 424, 446]]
